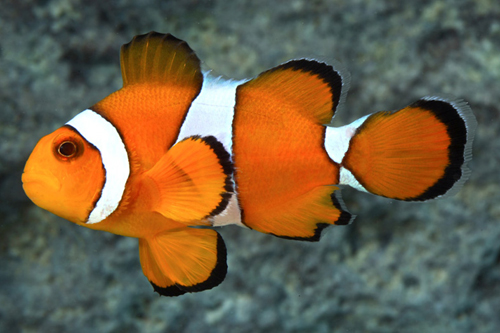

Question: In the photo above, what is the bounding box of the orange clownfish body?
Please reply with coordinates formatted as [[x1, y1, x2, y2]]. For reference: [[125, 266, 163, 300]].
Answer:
[[22, 32, 477, 296]]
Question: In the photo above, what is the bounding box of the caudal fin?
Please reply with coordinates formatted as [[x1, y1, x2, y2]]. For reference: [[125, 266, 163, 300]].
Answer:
[[331, 97, 476, 201]]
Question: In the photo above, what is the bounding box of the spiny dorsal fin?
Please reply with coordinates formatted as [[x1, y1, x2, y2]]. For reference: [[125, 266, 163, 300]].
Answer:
[[120, 31, 202, 87]]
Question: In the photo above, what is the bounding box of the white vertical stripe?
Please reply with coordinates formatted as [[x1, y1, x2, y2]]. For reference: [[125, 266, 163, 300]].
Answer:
[[176, 73, 247, 227], [175, 73, 248, 151], [324, 114, 369, 164], [325, 115, 369, 191], [66, 109, 130, 224], [339, 167, 368, 193], [210, 194, 243, 227]]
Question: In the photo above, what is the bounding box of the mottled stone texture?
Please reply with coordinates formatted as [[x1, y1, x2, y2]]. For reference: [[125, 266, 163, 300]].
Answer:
[[1, 0, 498, 332]]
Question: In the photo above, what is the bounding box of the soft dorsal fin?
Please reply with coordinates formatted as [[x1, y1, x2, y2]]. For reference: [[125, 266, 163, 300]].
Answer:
[[232, 59, 348, 240], [236, 59, 345, 124], [120, 31, 202, 87]]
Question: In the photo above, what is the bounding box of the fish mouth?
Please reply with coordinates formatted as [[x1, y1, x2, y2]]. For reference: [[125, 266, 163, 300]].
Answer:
[[22, 172, 61, 192]]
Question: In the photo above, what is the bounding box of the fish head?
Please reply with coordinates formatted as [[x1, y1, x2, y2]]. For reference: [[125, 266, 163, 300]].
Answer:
[[22, 126, 105, 224]]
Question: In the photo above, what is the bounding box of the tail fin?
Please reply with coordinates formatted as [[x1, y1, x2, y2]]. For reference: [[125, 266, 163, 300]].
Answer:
[[330, 97, 476, 201]]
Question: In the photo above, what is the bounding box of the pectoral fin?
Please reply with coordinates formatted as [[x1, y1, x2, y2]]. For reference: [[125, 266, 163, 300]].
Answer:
[[145, 135, 233, 224]]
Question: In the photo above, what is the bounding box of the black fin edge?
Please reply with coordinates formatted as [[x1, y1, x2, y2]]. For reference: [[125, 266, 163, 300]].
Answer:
[[330, 191, 355, 225], [344, 97, 475, 202], [151, 282, 187, 297], [405, 98, 473, 201], [271, 190, 354, 242], [121, 31, 203, 92], [121, 31, 201, 73], [122, 31, 189, 54], [276, 59, 344, 118], [271, 223, 330, 242], [150, 232, 228, 296], [181, 135, 235, 217]]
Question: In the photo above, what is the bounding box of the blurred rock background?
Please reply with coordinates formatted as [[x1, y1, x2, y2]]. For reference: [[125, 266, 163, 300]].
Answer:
[[1, 0, 499, 332]]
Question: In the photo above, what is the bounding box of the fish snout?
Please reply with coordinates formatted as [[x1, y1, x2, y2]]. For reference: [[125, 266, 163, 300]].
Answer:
[[22, 171, 61, 195]]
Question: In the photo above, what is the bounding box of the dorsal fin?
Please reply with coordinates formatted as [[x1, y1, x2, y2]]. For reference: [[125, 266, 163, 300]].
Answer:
[[232, 59, 347, 240], [120, 31, 202, 87], [237, 59, 344, 124]]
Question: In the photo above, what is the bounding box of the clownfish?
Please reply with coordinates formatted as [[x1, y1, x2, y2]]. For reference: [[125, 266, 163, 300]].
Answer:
[[22, 32, 476, 296]]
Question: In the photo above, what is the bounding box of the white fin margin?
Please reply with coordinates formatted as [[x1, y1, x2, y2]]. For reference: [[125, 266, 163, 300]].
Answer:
[[66, 109, 130, 224], [419, 96, 477, 198]]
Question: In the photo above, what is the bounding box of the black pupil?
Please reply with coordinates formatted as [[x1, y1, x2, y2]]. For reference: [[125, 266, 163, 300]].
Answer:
[[59, 141, 76, 157]]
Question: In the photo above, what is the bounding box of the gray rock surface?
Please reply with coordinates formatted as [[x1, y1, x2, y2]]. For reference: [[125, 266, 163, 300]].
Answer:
[[1, 0, 499, 332]]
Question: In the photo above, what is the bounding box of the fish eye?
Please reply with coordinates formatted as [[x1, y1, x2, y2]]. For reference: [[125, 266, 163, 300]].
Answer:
[[58, 141, 78, 158]]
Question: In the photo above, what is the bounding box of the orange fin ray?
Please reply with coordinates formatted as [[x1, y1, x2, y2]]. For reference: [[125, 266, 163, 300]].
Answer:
[[342, 97, 476, 201], [139, 227, 227, 296], [120, 31, 202, 87], [145, 136, 233, 224]]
